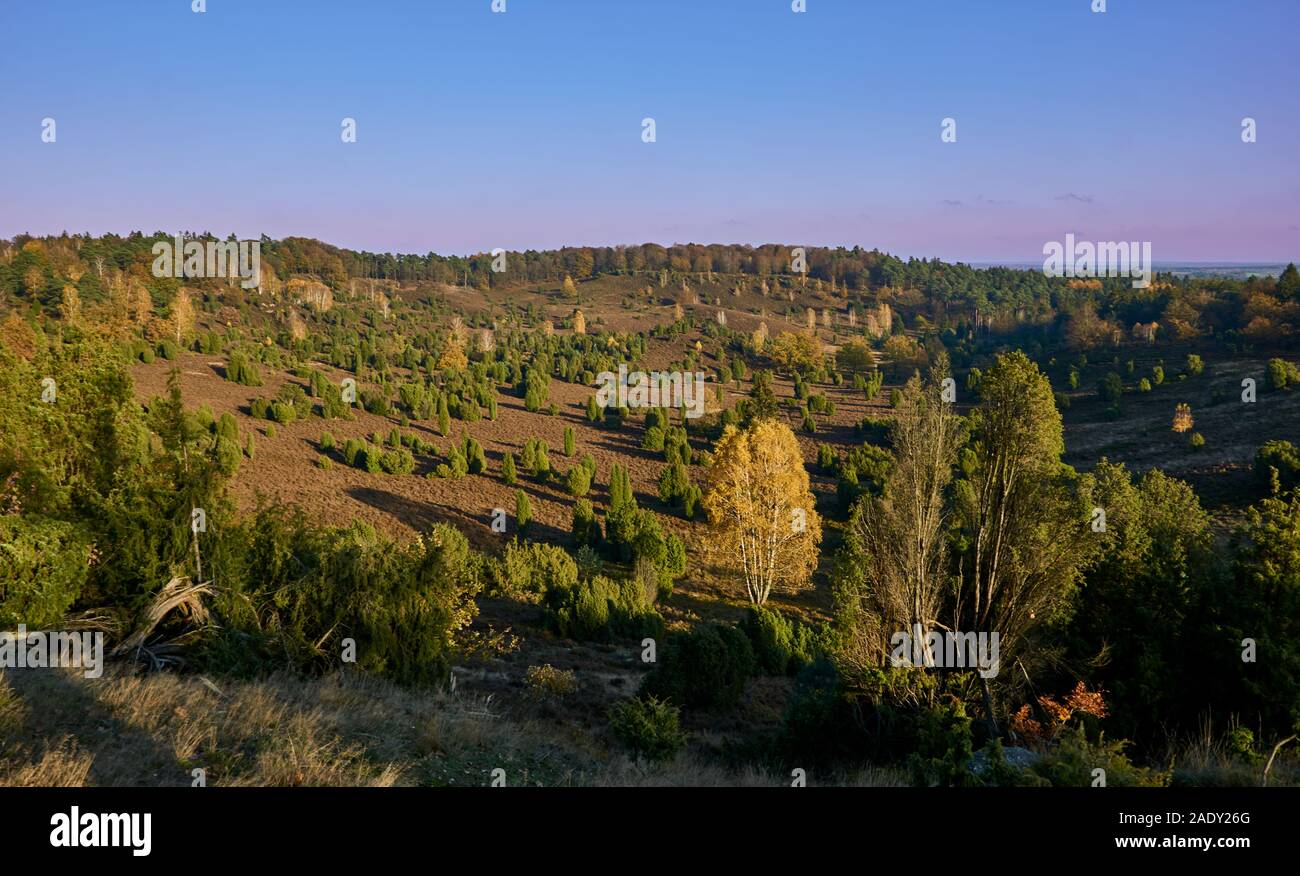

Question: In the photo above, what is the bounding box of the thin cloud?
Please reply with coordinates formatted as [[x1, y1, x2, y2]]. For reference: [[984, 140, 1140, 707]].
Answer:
[[940, 195, 1012, 207]]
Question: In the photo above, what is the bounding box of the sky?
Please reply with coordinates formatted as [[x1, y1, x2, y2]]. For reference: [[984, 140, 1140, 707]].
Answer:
[[1, 0, 1297, 262]]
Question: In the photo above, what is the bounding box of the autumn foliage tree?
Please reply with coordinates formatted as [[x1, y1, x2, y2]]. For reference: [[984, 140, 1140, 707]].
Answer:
[[703, 419, 821, 605], [767, 331, 822, 372], [170, 287, 195, 346], [437, 336, 468, 371]]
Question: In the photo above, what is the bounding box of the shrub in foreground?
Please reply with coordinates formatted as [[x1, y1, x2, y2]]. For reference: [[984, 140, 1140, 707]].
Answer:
[[608, 695, 687, 762], [640, 623, 754, 709]]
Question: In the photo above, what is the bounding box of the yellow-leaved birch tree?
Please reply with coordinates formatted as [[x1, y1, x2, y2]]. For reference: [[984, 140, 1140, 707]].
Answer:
[[703, 419, 821, 604]]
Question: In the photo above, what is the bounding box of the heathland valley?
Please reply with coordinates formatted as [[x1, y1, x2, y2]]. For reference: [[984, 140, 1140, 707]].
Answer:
[[1, 234, 1298, 787]]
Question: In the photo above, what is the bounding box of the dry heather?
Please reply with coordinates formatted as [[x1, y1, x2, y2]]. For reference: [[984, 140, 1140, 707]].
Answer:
[[0, 666, 903, 787]]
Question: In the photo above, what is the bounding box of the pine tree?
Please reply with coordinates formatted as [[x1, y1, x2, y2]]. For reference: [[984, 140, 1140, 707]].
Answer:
[[1278, 262, 1300, 300]]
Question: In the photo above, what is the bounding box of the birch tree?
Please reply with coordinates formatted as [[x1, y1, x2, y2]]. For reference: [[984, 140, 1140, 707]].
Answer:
[[703, 419, 821, 604]]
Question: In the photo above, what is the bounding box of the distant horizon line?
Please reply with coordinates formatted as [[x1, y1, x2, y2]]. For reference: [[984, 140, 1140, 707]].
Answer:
[[3, 229, 1294, 270]]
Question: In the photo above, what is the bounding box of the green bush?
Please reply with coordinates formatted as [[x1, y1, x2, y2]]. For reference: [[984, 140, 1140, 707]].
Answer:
[[778, 658, 876, 771], [200, 331, 222, 354], [515, 489, 531, 533], [379, 448, 415, 475], [214, 434, 243, 477], [353, 443, 380, 473], [522, 437, 550, 479], [1255, 439, 1300, 493], [225, 351, 262, 386], [864, 370, 883, 400], [1029, 727, 1169, 787], [216, 412, 239, 441], [320, 382, 351, 420], [209, 519, 484, 685], [641, 426, 665, 451], [657, 461, 688, 504], [1098, 372, 1124, 405], [682, 484, 703, 519], [572, 498, 602, 547], [608, 463, 635, 512], [908, 700, 977, 787], [1265, 358, 1294, 391], [0, 516, 91, 629], [741, 605, 804, 675], [853, 416, 891, 445], [462, 437, 487, 474], [492, 540, 577, 603], [342, 437, 364, 467], [270, 401, 297, 424], [443, 448, 468, 478], [743, 603, 821, 670], [543, 572, 661, 642], [640, 623, 754, 709], [362, 390, 392, 417], [608, 696, 687, 762], [565, 464, 592, 497]]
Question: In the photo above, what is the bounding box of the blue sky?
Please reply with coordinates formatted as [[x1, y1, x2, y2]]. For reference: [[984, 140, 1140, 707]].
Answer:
[[1, 0, 1296, 261]]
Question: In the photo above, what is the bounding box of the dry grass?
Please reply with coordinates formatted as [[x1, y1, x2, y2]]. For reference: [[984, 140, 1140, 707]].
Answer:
[[1, 666, 412, 786], [2, 664, 1286, 787], [1162, 731, 1300, 788], [2, 663, 853, 787]]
